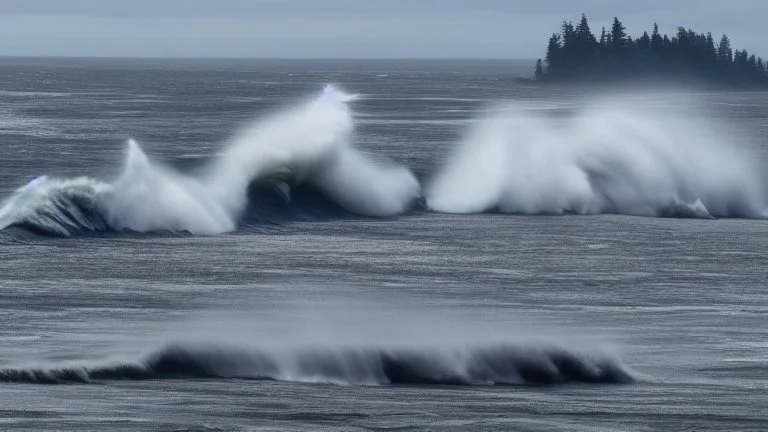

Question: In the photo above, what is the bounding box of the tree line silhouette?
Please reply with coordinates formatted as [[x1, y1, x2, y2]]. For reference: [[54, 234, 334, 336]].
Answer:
[[535, 15, 768, 86]]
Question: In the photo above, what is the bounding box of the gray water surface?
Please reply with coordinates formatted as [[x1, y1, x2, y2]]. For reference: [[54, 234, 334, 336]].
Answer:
[[0, 58, 766, 431]]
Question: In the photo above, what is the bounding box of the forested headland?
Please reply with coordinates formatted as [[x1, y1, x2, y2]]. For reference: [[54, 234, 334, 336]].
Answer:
[[535, 15, 768, 87]]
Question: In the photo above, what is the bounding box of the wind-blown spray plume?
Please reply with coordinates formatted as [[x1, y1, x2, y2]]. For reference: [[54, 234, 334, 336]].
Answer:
[[0, 86, 420, 236], [208, 84, 419, 219], [427, 101, 768, 218], [101, 139, 235, 233]]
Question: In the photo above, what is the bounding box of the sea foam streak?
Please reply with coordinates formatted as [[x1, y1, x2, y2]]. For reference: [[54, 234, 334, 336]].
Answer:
[[0, 342, 634, 386], [427, 100, 768, 218], [0, 86, 420, 236]]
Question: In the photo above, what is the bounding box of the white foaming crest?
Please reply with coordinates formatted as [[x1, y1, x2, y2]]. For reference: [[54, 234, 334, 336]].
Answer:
[[427, 99, 768, 218], [0, 85, 420, 235], [0, 177, 112, 235], [104, 139, 235, 234], [208, 84, 419, 219]]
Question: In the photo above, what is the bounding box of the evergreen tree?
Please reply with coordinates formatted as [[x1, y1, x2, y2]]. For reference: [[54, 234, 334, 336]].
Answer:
[[545, 33, 562, 72], [748, 54, 758, 79], [705, 33, 717, 63], [572, 14, 598, 73], [575, 14, 598, 46], [717, 35, 733, 66], [599, 27, 607, 49], [534, 14, 768, 86], [561, 21, 576, 46], [650, 23, 663, 54], [637, 32, 651, 51], [610, 17, 628, 52], [560, 21, 576, 71]]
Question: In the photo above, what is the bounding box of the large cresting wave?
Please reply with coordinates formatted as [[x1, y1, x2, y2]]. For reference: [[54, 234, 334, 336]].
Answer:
[[0, 342, 634, 386], [0, 86, 420, 236], [427, 100, 768, 218], [2, 93, 767, 238]]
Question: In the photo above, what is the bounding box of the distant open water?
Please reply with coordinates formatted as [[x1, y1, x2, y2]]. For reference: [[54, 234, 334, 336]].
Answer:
[[0, 58, 767, 431]]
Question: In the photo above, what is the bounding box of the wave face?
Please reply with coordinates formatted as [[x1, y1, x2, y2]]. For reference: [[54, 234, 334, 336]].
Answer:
[[0, 342, 634, 386], [0, 177, 111, 236], [426, 101, 768, 218], [0, 86, 420, 236]]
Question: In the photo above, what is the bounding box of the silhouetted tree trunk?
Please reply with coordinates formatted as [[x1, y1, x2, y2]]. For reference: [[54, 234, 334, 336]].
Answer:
[[535, 59, 544, 80]]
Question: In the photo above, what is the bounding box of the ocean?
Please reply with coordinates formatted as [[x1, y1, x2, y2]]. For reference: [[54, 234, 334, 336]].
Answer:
[[0, 58, 766, 431]]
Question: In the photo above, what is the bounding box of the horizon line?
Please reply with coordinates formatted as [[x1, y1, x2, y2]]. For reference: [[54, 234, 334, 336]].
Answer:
[[0, 55, 537, 61]]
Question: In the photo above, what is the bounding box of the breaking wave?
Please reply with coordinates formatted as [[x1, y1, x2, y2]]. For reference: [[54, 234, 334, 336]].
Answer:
[[2, 92, 767, 239], [0, 342, 634, 386], [0, 86, 420, 236], [426, 101, 768, 218]]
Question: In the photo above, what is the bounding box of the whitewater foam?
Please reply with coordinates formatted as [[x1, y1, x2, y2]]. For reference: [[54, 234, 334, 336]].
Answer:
[[0, 177, 112, 236], [102, 139, 236, 234], [207, 86, 419, 219], [0, 86, 420, 236], [426, 100, 768, 218], [2, 92, 767, 238]]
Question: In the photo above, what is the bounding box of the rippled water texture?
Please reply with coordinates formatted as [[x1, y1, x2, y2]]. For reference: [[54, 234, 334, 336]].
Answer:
[[0, 58, 766, 431]]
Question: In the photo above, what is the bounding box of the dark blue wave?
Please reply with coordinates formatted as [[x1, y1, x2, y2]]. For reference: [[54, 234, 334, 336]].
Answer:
[[0, 343, 634, 386]]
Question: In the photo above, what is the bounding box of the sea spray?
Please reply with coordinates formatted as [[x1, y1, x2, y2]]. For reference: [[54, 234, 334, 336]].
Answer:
[[2, 91, 767, 238], [103, 139, 235, 234], [208, 85, 419, 218], [0, 86, 420, 235], [426, 99, 767, 218]]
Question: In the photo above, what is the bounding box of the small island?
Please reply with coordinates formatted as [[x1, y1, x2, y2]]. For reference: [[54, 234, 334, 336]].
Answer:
[[535, 15, 768, 87]]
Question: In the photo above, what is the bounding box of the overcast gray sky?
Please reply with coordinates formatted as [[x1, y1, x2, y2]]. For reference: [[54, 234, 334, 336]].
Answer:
[[0, 0, 765, 58]]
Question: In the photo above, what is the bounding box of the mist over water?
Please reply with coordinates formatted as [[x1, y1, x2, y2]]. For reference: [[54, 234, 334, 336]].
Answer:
[[0, 297, 635, 386], [427, 100, 768, 218]]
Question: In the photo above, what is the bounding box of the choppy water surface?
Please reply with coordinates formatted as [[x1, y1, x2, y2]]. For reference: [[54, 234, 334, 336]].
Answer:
[[0, 58, 767, 431]]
